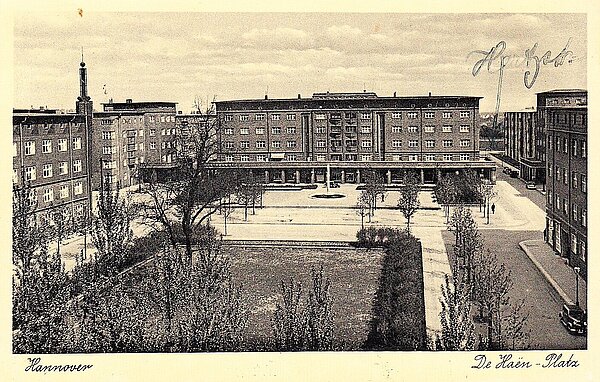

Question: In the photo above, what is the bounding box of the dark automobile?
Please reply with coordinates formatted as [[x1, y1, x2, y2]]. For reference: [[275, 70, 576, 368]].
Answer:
[[559, 304, 587, 335], [525, 181, 536, 190], [503, 167, 512, 175], [510, 170, 519, 178], [328, 181, 340, 188]]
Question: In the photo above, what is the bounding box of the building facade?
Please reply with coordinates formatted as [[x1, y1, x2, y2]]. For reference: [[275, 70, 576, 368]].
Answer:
[[545, 96, 587, 278], [213, 92, 496, 184], [91, 100, 178, 189], [504, 89, 587, 185]]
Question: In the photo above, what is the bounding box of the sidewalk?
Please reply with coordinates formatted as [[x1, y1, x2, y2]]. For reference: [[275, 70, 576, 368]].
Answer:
[[519, 240, 587, 310]]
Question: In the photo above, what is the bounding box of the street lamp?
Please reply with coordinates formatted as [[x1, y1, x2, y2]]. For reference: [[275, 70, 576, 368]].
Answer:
[[574, 266, 581, 307]]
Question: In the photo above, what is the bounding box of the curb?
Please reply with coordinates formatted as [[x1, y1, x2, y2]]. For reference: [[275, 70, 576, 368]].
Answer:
[[518, 240, 574, 305]]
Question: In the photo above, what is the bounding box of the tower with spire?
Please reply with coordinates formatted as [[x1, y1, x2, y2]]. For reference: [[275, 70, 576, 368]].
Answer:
[[76, 48, 93, 116]]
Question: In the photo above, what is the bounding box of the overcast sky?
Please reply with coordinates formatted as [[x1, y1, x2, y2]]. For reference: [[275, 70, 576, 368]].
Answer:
[[13, 12, 586, 113]]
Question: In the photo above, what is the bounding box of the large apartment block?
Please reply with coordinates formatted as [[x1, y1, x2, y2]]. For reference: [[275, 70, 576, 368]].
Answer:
[[545, 95, 587, 278], [213, 92, 495, 184], [91, 100, 178, 189]]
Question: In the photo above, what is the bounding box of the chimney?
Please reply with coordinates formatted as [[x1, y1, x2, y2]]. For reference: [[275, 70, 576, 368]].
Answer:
[[126, 98, 132, 104], [428, 92, 432, 97], [265, 94, 268, 100], [393, 91, 397, 97], [298, 94, 301, 99]]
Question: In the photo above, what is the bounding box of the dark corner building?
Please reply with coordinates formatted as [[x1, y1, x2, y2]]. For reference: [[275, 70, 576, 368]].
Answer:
[[544, 90, 587, 278], [12, 58, 93, 229], [213, 91, 496, 185], [504, 89, 587, 187]]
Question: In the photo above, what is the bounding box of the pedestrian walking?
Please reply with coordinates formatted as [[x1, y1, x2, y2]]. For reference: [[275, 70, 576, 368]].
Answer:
[[491, 203, 496, 214]]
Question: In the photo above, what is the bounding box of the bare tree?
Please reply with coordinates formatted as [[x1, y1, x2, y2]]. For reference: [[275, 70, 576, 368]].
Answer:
[[435, 173, 456, 223], [480, 181, 497, 225], [356, 190, 372, 227], [397, 171, 420, 232], [362, 169, 386, 215], [137, 97, 240, 265], [447, 205, 482, 283], [438, 272, 476, 351]]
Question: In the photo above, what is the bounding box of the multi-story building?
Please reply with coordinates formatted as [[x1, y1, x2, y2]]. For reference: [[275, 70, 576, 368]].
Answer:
[[504, 89, 587, 185], [213, 92, 496, 184], [12, 59, 93, 227], [91, 100, 178, 189], [545, 93, 587, 278]]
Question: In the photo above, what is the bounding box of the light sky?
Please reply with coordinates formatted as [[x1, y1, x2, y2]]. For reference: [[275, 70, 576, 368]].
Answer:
[[13, 12, 586, 113]]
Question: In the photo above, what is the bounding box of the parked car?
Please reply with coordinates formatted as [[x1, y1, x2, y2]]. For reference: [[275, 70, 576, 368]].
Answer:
[[503, 167, 512, 175], [329, 181, 340, 188], [525, 181, 536, 190], [510, 170, 519, 178], [559, 304, 587, 335]]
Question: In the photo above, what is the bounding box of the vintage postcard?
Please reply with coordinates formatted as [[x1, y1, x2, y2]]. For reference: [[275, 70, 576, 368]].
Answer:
[[3, 1, 598, 381]]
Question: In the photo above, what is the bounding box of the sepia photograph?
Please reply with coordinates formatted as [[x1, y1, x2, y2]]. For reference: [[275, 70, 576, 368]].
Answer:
[[5, 3, 597, 380]]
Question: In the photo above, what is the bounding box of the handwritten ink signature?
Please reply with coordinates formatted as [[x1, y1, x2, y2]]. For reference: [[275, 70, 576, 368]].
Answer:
[[468, 39, 575, 89]]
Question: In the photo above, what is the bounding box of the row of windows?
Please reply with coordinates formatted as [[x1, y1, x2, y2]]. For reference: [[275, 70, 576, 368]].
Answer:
[[391, 139, 470, 148], [15, 138, 82, 156], [223, 124, 471, 136], [30, 183, 85, 203], [547, 191, 587, 227], [221, 153, 472, 163], [225, 111, 472, 121], [224, 141, 298, 149], [548, 166, 587, 193], [549, 136, 587, 158], [17, 160, 83, 181]]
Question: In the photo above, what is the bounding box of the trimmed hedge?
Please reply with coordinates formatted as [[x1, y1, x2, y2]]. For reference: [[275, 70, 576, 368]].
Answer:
[[359, 228, 427, 350]]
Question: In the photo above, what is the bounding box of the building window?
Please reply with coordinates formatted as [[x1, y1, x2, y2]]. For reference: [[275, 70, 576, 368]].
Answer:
[[571, 234, 577, 255], [424, 125, 435, 133], [286, 141, 297, 148], [443, 154, 452, 161], [224, 155, 234, 162], [42, 139, 52, 153], [460, 139, 470, 147], [239, 115, 249, 121], [460, 154, 470, 161], [362, 140, 372, 148], [102, 146, 112, 155], [255, 114, 265, 121], [149, 142, 156, 150], [102, 131, 115, 140], [408, 140, 418, 148], [408, 126, 418, 133], [442, 140, 453, 147], [287, 114, 296, 121], [361, 154, 372, 161], [572, 172, 577, 189], [442, 111, 452, 119], [407, 112, 418, 119], [240, 127, 249, 135], [556, 166, 560, 179], [72, 137, 82, 150], [424, 112, 435, 119], [316, 154, 327, 161], [315, 113, 326, 120], [360, 112, 371, 120], [57, 138, 67, 152], [256, 154, 268, 162], [73, 159, 82, 173], [240, 155, 250, 162], [42, 164, 53, 178], [240, 141, 250, 149], [59, 162, 68, 175], [563, 200, 568, 215], [392, 154, 402, 161], [100, 119, 112, 125], [224, 128, 234, 135], [272, 114, 280, 121], [408, 154, 419, 162], [442, 125, 452, 133], [547, 190, 552, 205], [563, 137, 568, 154], [256, 141, 266, 148], [424, 154, 435, 161], [272, 127, 281, 134], [224, 115, 233, 121], [425, 140, 435, 148], [24, 141, 35, 155], [391, 112, 402, 119], [581, 242, 586, 262], [556, 194, 560, 209], [460, 111, 470, 118], [572, 139, 578, 157], [581, 140, 586, 158], [272, 141, 281, 148], [392, 140, 402, 148], [572, 204, 578, 221], [582, 209, 587, 227], [361, 125, 372, 133], [43, 188, 54, 203], [287, 127, 296, 134], [59, 185, 69, 199], [459, 125, 470, 133], [25, 166, 36, 181], [314, 126, 325, 134], [74, 182, 83, 195], [287, 154, 297, 161], [316, 140, 326, 148], [581, 175, 586, 192]]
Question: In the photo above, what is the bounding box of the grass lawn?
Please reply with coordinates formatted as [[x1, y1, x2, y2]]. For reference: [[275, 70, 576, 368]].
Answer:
[[226, 246, 385, 350]]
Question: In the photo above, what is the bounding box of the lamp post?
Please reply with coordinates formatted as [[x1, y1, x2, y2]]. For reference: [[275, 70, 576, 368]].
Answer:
[[574, 266, 581, 307]]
